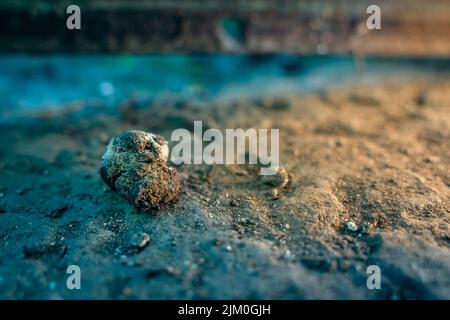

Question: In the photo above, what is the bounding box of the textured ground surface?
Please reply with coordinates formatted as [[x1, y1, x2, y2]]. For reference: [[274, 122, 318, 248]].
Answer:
[[0, 78, 449, 299]]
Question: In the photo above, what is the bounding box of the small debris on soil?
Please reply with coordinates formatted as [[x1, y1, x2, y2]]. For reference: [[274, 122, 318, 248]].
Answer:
[[100, 130, 181, 211], [123, 232, 151, 255], [271, 188, 280, 200], [346, 220, 358, 232], [260, 166, 289, 188], [130, 232, 151, 249]]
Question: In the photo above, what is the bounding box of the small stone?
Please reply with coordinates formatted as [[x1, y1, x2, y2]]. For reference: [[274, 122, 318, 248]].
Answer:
[[271, 188, 279, 200], [346, 220, 358, 232], [130, 232, 151, 249], [124, 232, 151, 255], [260, 166, 289, 188], [166, 266, 179, 276], [229, 199, 240, 207]]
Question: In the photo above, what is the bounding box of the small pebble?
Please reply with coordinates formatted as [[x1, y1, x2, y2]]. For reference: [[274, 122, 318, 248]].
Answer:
[[130, 232, 151, 249], [271, 188, 279, 200], [346, 220, 358, 232], [261, 166, 289, 188], [166, 266, 177, 275]]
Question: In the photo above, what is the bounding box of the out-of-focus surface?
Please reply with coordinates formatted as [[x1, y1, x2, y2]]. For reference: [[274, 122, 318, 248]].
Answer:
[[1, 0, 450, 56], [1, 55, 449, 118]]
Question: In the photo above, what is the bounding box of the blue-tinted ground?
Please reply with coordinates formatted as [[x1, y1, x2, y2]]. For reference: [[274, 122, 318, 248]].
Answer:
[[1, 54, 449, 115], [0, 55, 449, 299]]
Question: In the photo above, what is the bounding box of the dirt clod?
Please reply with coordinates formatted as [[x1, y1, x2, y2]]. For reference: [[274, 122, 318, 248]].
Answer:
[[100, 130, 181, 211]]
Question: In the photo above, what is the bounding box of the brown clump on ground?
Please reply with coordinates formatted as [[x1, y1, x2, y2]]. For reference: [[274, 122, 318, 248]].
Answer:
[[100, 130, 180, 210]]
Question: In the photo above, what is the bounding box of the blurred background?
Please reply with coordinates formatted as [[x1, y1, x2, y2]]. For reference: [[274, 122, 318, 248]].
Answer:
[[1, 0, 449, 119]]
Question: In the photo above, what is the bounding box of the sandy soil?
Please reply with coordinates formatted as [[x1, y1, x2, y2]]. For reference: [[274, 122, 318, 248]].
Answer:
[[0, 79, 449, 299]]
